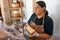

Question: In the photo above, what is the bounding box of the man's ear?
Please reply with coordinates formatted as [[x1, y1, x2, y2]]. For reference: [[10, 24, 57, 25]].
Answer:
[[42, 7, 46, 12], [44, 7, 46, 10]]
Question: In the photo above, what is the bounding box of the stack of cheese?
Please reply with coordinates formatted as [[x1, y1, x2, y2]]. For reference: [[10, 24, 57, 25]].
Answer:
[[11, 10, 20, 18], [25, 24, 36, 35]]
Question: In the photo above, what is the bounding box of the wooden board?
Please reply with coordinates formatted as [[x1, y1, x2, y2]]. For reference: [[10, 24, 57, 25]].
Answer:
[[0, 29, 7, 38]]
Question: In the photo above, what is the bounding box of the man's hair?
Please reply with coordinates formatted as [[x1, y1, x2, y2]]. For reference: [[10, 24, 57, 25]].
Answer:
[[36, 1, 48, 16], [36, 1, 46, 8]]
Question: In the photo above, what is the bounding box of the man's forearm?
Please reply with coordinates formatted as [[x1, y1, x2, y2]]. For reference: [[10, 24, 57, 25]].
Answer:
[[39, 33, 51, 38]]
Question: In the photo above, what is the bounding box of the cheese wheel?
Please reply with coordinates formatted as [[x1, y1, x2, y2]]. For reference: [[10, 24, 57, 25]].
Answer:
[[12, 14, 20, 18], [12, 3, 19, 8]]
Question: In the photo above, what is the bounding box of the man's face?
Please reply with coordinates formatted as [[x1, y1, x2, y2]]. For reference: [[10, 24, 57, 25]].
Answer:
[[34, 3, 45, 16]]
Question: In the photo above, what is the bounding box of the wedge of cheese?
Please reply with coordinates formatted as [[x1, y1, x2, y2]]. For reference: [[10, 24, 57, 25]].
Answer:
[[25, 24, 36, 35]]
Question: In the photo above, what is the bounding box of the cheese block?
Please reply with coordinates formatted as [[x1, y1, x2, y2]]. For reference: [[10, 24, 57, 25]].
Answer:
[[12, 10, 19, 14], [11, 9, 21, 18], [25, 24, 36, 35], [12, 3, 19, 8], [12, 13, 20, 18]]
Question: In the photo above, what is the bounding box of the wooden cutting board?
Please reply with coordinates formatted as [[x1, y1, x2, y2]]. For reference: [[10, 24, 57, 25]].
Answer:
[[0, 29, 7, 38]]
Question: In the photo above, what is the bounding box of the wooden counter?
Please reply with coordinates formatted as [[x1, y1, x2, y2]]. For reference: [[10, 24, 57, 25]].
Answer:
[[0, 28, 7, 38]]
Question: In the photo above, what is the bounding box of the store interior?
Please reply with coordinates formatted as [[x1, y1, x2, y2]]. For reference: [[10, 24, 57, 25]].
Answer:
[[0, 0, 60, 40]]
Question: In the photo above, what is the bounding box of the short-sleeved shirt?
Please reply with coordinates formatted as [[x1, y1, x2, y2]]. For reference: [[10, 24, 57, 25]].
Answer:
[[28, 13, 53, 35]]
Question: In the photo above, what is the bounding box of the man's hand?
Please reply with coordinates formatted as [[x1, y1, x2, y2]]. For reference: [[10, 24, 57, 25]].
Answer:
[[32, 32, 40, 37], [32, 33, 51, 39]]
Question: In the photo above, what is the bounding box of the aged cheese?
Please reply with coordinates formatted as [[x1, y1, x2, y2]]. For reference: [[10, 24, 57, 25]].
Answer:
[[12, 3, 19, 8], [12, 14, 20, 18], [25, 24, 36, 35]]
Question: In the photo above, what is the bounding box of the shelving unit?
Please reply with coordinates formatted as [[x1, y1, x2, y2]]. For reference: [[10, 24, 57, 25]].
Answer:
[[8, 0, 24, 25], [9, 8, 21, 9], [1, 0, 24, 39]]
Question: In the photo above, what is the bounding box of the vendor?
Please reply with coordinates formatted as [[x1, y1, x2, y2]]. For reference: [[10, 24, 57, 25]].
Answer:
[[28, 1, 53, 40]]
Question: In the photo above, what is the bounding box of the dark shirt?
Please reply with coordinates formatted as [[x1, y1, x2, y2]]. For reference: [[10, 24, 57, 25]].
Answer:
[[28, 13, 53, 35]]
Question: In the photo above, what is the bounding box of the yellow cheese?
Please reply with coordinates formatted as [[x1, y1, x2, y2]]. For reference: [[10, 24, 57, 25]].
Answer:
[[25, 24, 36, 35], [12, 3, 19, 8]]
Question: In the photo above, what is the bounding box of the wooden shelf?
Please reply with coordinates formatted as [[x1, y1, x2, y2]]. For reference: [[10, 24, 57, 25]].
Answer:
[[7, 0, 24, 25], [10, 17, 22, 19], [9, 7, 21, 9]]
